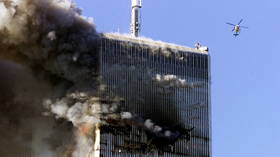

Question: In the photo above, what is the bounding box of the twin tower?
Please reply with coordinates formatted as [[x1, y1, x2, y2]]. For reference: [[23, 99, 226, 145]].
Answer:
[[95, 32, 211, 157], [91, 0, 211, 156]]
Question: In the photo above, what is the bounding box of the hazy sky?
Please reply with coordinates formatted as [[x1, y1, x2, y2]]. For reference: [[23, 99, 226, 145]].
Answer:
[[75, 0, 280, 156]]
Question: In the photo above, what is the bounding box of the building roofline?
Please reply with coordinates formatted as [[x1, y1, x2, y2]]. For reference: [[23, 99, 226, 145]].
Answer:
[[101, 33, 209, 55]]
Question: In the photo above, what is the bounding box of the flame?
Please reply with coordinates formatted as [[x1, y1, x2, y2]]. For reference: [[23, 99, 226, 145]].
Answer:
[[79, 123, 94, 136], [93, 123, 101, 157], [76, 123, 100, 157]]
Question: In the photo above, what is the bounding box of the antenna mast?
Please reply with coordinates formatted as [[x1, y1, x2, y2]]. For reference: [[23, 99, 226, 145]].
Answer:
[[130, 0, 142, 37]]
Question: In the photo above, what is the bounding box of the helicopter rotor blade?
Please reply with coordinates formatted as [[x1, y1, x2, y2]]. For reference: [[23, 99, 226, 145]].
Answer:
[[232, 28, 235, 32], [238, 19, 243, 25], [226, 22, 235, 26], [240, 26, 248, 29]]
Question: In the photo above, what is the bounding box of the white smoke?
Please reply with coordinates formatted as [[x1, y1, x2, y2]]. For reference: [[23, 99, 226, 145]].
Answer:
[[47, 31, 57, 41], [50, 99, 69, 118], [153, 74, 203, 88], [144, 119, 155, 130], [121, 112, 133, 119]]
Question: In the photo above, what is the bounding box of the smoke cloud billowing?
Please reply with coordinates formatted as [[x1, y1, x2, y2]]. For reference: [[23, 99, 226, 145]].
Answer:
[[0, 0, 102, 156], [0, 0, 194, 156]]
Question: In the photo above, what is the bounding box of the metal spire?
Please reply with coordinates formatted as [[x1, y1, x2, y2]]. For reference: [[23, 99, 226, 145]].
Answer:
[[130, 0, 142, 37]]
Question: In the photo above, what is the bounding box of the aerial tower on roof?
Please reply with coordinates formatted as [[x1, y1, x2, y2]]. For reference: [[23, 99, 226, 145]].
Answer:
[[130, 0, 142, 37]]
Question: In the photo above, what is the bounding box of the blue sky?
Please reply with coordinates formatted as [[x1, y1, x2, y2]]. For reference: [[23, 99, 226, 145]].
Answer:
[[75, 0, 280, 156]]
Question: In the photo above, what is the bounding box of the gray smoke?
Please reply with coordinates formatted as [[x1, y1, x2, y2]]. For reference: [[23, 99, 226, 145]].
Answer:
[[0, 0, 99, 80], [0, 59, 74, 157], [0, 0, 101, 156]]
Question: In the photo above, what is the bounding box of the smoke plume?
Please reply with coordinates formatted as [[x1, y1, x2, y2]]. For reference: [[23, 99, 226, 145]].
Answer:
[[0, 0, 194, 156], [0, 0, 101, 156]]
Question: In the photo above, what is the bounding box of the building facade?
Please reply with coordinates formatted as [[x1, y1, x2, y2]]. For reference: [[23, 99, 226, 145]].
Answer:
[[98, 33, 211, 157]]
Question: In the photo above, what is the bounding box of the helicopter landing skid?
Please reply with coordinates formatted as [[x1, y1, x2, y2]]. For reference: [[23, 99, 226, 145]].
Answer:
[[233, 33, 239, 37]]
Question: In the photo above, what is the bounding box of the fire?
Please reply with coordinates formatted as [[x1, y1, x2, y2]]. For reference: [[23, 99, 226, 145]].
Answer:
[[75, 123, 100, 157], [78, 123, 94, 136], [93, 123, 101, 157]]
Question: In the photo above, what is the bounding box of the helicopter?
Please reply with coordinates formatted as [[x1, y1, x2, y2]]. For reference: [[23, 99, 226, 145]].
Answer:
[[226, 19, 248, 36]]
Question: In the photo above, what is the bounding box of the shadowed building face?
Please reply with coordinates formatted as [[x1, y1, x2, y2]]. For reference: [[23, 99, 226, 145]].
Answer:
[[98, 33, 211, 157]]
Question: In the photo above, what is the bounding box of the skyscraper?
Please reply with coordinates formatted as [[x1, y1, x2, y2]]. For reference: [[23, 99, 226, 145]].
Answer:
[[96, 33, 211, 157]]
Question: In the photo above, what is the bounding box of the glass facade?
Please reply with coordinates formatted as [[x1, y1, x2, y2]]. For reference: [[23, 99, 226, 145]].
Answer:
[[98, 35, 211, 157]]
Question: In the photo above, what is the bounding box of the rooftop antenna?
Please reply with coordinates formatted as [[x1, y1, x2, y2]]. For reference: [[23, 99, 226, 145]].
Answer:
[[130, 0, 142, 37]]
